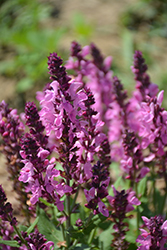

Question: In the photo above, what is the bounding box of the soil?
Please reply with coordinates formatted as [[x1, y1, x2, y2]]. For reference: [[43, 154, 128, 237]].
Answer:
[[0, 0, 167, 217]]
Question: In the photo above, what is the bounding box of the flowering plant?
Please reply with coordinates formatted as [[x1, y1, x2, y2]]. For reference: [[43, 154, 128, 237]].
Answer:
[[0, 41, 167, 249]]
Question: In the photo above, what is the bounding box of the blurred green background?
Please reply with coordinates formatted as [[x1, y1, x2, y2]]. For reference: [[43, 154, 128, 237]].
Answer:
[[0, 0, 167, 110]]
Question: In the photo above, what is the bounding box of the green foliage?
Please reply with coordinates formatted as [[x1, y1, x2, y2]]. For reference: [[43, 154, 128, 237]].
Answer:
[[0, 0, 65, 93], [121, 0, 167, 38], [118, 0, 167, 103], [71, 12, 94, 43], [37, 209, 64, 249], [0, 239, 20, 247]]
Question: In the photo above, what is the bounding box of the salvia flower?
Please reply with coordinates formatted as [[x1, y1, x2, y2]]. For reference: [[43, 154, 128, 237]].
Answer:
[[19, 102, 70, 211], [0, 101, 31, 221], [38, 52, 111, 191], [47, 52, 71, 94], [84, 161, 110, 217], [121, 129, 150, 183], [137, 216, 167, 250], [14, 229, 54, 250], [107, 186, 141, 250], [131, 50, 158, 101]]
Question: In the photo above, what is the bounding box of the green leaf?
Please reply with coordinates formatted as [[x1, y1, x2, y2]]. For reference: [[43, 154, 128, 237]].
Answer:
[[155, 187, 165, 215], [19, 225, 28, 232], [99, 223, 114, 250], [0, 239, 20, 247], [128, 243, 137, 250], [39, 197, 54, 207], [16, 77, 34, 92], [68, 226, 86, 244], [138, 176, 147, 196], [83, 213, 107, 235], [125, 217, 138, 243], [26, 216, 39, 234], [37, 210, 63, 248], [73, 243, 90, 250]]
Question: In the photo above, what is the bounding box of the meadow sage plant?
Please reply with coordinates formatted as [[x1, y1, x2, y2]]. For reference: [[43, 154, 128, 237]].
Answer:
[[0, 42, 167, 249]]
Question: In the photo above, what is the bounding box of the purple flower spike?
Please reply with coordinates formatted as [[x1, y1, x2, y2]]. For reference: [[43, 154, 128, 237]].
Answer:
[[108, 186, 141, 250], [14, 229, 54, 250], [84, 161, 110, 217], [25, 101, 45, 133], [131, 51, 158, 100], [90, 43, 104, 71], [137, 215, 167, 250], [47, 52, 71, 92], [71, 41, 82, 59]]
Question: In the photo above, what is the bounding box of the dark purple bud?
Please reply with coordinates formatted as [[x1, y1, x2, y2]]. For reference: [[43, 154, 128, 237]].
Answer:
[[71, 41, 82, 58], [25, 102, 45, 133], [90, 43, 104, 70], [47, 52, 71, 92]]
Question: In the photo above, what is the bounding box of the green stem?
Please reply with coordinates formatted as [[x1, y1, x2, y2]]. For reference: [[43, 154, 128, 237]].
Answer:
[[135, 182, 140, 235], [84, 212, 94, 228], [13, 224, 27, 246], [68, 239, 78, 250], [70, 187, 80, 213], [60, 223, 66, 242], [101, 241, 104, 250], [6, 214, 27, 245]]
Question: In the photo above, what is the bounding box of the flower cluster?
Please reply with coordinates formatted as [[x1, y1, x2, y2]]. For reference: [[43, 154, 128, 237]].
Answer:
[[108, 186, 141, 250], [137, 216, 167, 249], [14, 229, 54, 250], [0, 101, 31, 220], [19, 101, 70, 211], [38, 51, 111, 189], [84, 161, 110, 217], [1, 42, 167, 249]]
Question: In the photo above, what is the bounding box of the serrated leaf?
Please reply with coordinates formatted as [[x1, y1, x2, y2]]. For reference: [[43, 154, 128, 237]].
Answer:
[[0, 239, 20, 247]]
